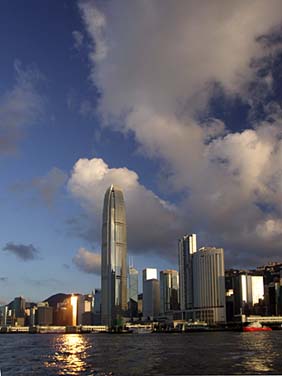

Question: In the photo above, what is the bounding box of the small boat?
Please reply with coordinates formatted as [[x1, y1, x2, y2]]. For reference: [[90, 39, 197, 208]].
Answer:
[[243, 321, 272, 332]]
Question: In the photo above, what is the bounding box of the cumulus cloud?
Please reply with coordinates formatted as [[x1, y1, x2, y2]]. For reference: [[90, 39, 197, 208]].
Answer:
[[77, 0, 282, 266], [3, 242, 40, 261], [68, 158, 185, 255], [0, 60, 44, 154], [79, 0, 282, 117], [72, 247, 101, 274]]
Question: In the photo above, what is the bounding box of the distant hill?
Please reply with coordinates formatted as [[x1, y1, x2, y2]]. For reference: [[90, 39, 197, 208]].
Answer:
[[44, 293, 70, 308]]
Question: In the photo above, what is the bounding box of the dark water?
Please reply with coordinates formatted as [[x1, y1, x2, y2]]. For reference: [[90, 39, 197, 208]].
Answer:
[[0, 331, 282, 375]]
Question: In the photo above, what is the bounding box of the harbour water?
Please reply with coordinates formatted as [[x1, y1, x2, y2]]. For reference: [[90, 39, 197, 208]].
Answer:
[[0, 331, 282, 375]]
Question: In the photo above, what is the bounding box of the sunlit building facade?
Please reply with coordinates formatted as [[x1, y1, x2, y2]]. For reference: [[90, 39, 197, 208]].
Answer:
[[101, 185, 127, 326], [193, 247, 226, 323], [238, 274, 264, 316], [143, 268, 157, 283]]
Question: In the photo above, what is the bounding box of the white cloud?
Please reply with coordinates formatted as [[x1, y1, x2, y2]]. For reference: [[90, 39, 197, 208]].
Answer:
[[77, 1, 282, 266], [79, 0, 282, 118], [72, 247, 101, 274], [68, 157, 184, 255], [78, 1, 107, 61], [256, 219, 282, 240]]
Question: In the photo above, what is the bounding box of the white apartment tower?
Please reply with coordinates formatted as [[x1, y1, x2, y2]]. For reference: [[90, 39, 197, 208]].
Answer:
[[178, 235, 226, 324], [193, 247, 226, 323]]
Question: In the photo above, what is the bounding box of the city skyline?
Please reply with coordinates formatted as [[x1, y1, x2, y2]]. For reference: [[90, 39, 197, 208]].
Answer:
[[1, 1, 282, 303]]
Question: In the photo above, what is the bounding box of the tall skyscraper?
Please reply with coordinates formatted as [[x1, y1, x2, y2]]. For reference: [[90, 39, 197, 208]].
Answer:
[[101, 185, 127, 326], [160, 269, 179, 314], [193, 247, 226, 323], [178, 234, 197, 310]]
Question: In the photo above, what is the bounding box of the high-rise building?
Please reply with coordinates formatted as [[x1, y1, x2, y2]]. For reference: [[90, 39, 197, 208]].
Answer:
[[142, 268, 159, 320], [193, 247, 226, 323], [93, 289, 102, 325], [93, 289, 101, 314], [12, 296, 26, 318], [226, 271, 265, 319], [143, 279, 160, 320], [129, 266, 139, 303], [0, 306, 8, 326], [128, 266, 139, 317], [178, 234, 197, 310], [160, 269, 179, 314], [77, 294, 93, 325], [101, 185, 127, 326]]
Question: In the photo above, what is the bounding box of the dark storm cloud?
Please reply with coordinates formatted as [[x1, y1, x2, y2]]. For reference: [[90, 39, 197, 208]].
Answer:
[[3, 242, 40, 261]]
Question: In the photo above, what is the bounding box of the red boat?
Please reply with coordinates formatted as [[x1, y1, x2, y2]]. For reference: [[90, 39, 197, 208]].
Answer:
[[243, 322, 272, 332]]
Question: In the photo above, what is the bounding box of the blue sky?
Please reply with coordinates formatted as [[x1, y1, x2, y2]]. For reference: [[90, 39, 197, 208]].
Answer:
[[0, 0, 282, 303]]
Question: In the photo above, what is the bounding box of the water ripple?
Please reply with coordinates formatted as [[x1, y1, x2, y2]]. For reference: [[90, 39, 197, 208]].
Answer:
[[0, 331, 282, 375]]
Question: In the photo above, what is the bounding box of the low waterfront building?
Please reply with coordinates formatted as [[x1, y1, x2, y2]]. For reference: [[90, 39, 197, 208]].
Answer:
[[37, 303, 53, 326]]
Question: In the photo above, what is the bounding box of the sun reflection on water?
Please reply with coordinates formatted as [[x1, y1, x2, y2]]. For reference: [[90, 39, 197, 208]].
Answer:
[[240, 332, 275, 373], [44, 334, 91, 375]]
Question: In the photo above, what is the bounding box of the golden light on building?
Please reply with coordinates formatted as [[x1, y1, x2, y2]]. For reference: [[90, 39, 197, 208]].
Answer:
[[70, 295, 78, 326]]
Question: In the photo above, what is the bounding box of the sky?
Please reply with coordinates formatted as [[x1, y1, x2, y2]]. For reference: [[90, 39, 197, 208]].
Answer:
[[0, 0, 282, 303]]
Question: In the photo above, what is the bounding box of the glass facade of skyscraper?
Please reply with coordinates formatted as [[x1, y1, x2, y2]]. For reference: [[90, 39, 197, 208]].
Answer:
[[101, 185, 127, 326]]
